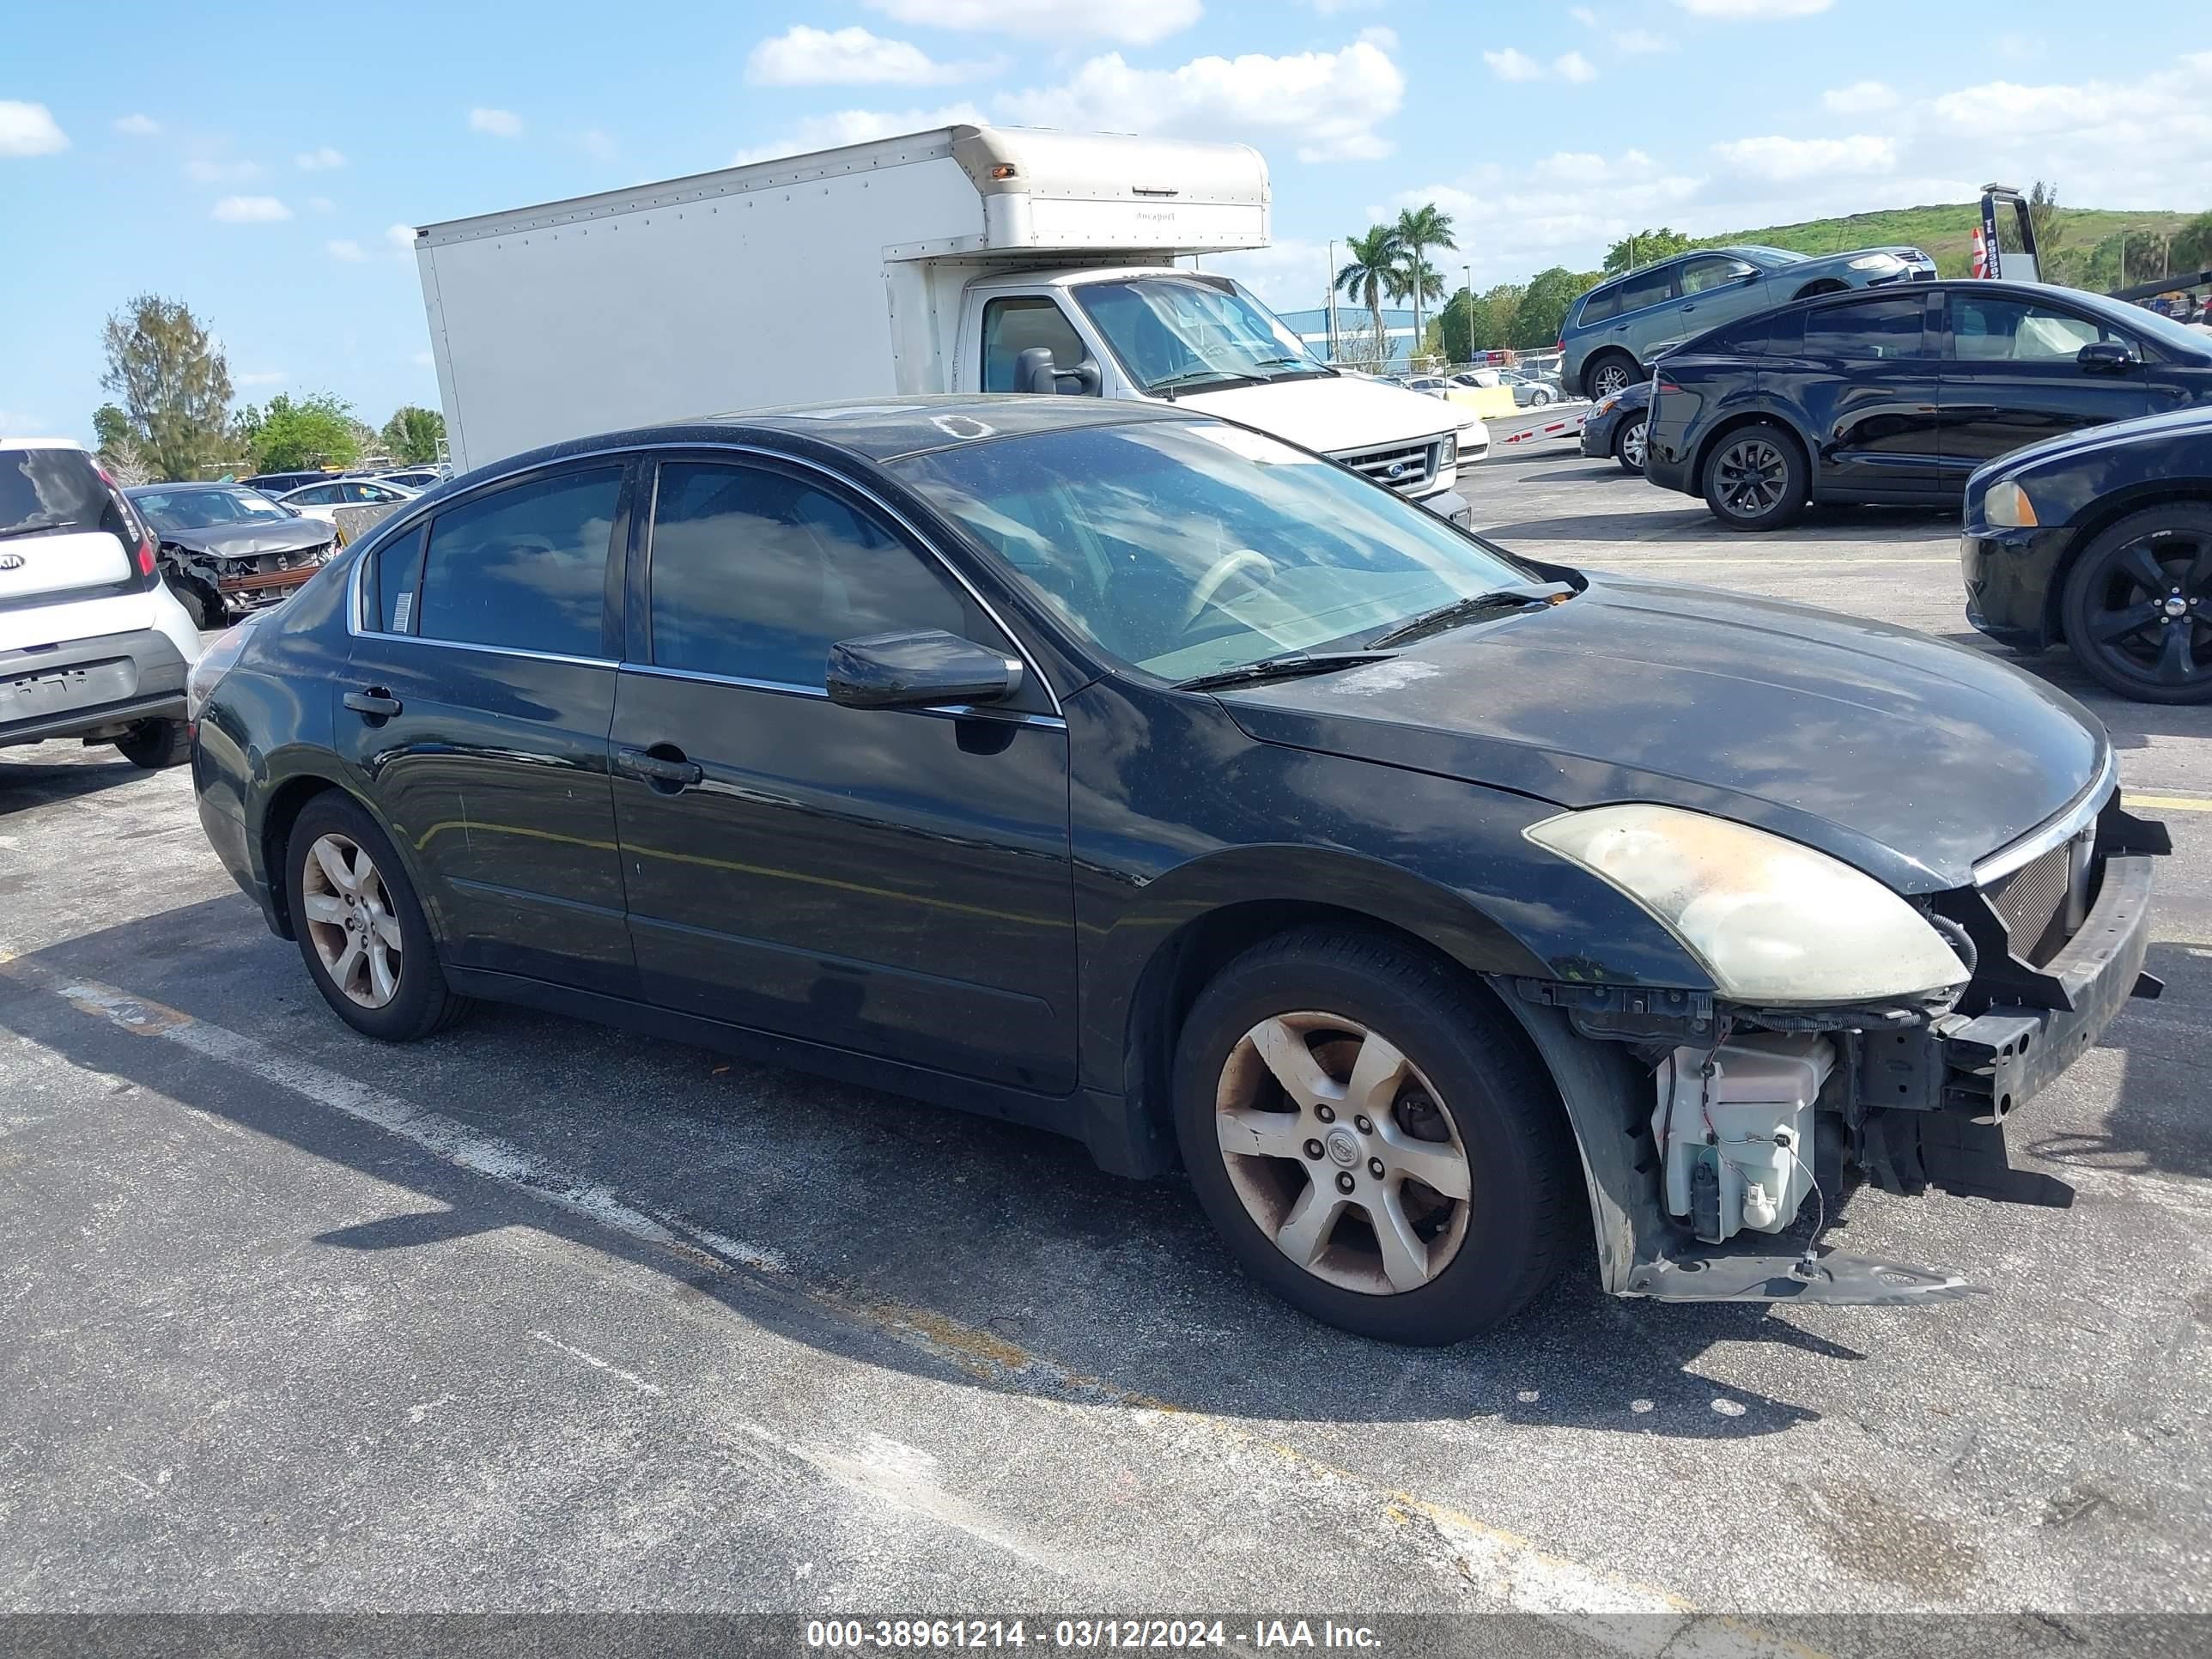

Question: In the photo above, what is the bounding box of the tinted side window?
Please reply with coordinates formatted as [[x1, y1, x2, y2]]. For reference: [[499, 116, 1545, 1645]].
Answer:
[[1702, 313, 1775, 355], [1802, 297, 1929, 361], [1952, 295, 2118, 363], [982, 298, 1085, 392], [416, 466, 620, 656], [1680, 256, 1755, 295], [369, 524, 426, 634], [0, 447, 110, 538], [1577, 285, 1621, 325], [1616, 267, 1677, 313], [647, 462, 968, 686]]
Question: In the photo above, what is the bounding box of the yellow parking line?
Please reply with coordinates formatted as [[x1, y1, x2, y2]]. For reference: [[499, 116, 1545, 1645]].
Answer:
[[2130, 793, 2212, 813]]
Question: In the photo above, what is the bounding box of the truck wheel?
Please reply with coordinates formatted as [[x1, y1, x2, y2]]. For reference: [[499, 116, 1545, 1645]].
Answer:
[[1702, 423, 1808, 531], [2060, 504, 2212, 704], [1585, 353, 1637, 401], [1171, 927, 1573, 1345], [284, 793, 468, 1041], [1614, 413, 1649, 474], [114, 718, 191, 769]]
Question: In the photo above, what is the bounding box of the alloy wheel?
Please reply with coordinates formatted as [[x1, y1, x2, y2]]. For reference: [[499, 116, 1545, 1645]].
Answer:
[[1593, 362, 1632, 399], [1212, 1012, 1472, 1297], [1714, 436, 1789, 518], [2081, 531, 2212, 692], [1620, 417, 1648, 471], [301, 832, 404, 1009]]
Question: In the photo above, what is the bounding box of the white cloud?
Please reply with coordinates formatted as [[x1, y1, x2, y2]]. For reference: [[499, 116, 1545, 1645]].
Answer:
[[747, 25, 1000, 86], [411, 351, 436, 368], [1556, 52, 1598, 83], [0, 101, 68, 157], [212, 195, 291, 222], [1822, 80, 1898, 113], [1710, 133, 1897, 181], [865, 0, 1199, 46], [1000, 35, 1403, 163], [1570, 4, 1598, 23], [112, 112, 159, 137], [1202, 238, 1334, 310], [295, 146, 344, 170], [307, 194, 335, 213], [1613, 28, 1673, 52], [1382, 150, 1705, 286], [0, 410, 52, 434], [185, 157, 263, 184], [234, 370, 287, 387], [1675, 0, 1831, 15], [1483, 48, 1544, 82], [1310, 0, 1382, 10], [732, 104, 988, 166], [325, 239, 367, 262], [386, 222, 418, 253], [469, 107, 523, 138], [577, 127, 617, 160]]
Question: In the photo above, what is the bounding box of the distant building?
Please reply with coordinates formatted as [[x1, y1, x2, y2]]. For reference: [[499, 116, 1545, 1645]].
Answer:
[[1274, 306, 1419, 371]]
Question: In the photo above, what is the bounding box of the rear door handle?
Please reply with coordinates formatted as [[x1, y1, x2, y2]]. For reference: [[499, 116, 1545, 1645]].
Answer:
[[343, 689, 402, 719], [616, 744, 703, 790]]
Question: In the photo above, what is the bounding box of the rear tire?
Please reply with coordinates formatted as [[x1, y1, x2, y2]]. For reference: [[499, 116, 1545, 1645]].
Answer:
[[1171, 927, 1573, 1345], [114, 718, 191, 769], [1613, 413, 1649, 474], [283, 792, 468, 1041], [2060, 504, 2212, 704], [1701, 422, 1808, 531], [1584, 352, 1638, 402]]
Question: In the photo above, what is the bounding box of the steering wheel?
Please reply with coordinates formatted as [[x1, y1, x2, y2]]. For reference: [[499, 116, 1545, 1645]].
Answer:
[[1180, 549, 1278, 630]]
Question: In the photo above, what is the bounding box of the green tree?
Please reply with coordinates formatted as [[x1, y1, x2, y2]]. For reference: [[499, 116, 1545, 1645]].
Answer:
[[2027, 181, 2065, 266], [1480, 283, 1524, 355], [237, 392, 362, 473], [1511, 267, 1601, 349], [1335, 225, 1405, 368], [89, 403, 149, 483], [99, 295, 236, 481], [381, 404, 445, 464], [1392, 204, 1457, 368], [1433, 288, 1476, 364], [1602, 228, 1695, 275], [2169, 210, 2212, 276]]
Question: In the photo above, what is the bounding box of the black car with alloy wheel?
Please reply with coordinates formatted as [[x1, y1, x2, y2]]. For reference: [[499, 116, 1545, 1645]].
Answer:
[[1963, 402, 2212, 702], [188, 396, 2167, 1344], [1579, 378, 1652, 473], [1644, 280, 2212, 531]]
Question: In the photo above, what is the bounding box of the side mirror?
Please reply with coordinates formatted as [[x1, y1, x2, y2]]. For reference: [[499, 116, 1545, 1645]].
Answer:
[[826, 629, 1024, 711], [1016, 345, 1103, 397], [2078, 339, 2134, 374]]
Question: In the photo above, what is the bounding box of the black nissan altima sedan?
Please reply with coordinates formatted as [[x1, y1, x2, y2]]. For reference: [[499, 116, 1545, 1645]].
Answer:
[[187, 396, 2169, 1344]]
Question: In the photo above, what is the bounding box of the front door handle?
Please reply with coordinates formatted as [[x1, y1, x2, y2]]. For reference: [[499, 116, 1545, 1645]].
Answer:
[[343, 688, 402, 720], [616, 744, 703, 791]]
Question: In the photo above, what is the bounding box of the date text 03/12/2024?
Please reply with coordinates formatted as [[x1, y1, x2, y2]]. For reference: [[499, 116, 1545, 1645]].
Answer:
[[805, 1620, 1382, 1650]]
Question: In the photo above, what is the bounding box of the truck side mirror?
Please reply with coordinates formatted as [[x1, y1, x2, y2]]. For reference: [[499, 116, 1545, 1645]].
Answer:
[[1016, 346, 1103, 398]]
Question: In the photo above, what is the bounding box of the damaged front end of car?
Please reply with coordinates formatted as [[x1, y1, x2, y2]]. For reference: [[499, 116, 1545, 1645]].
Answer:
[[1494, 781, 2170, 1308], [160, 535, 336, 624]]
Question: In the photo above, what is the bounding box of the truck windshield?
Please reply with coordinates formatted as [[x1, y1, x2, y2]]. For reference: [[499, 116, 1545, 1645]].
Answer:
[[894, 419, 1534, 685], [1073, 277, 1327, 396]]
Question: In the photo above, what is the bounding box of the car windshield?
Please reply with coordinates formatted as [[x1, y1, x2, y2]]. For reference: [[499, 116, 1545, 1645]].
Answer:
[[0, 447, 111, 540], [1072, 278, 1326, 395], [1733, 245, 1809, 267], [895, 420, 1535, 684], [132, 487, 295, 530]]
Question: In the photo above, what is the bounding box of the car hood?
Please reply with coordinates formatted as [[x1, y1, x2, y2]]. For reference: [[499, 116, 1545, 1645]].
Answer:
[[1971, 398, 2212, 487], [157, 519, 332, 559], [1176, 374, 1468, 456], [1796, 244, 1931, 274], [1216, 574, 2108, 894]]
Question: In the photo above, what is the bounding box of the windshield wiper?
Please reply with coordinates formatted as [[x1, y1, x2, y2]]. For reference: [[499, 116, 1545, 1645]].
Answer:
[[1174, 651, 1398, 693], [1151, 369, 1261, 398], [1365, 583, 1577, 650]]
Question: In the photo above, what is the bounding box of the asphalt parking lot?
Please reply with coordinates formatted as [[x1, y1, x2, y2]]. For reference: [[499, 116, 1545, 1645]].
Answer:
[[4, 447, 2210, 1644]]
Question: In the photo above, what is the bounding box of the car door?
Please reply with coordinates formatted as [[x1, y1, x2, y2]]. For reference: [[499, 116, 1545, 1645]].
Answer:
[[1613, 263, 1685, 362], [1674, 254, 1768, 341], [1773, 292, 1944, 499], [1936, 290, 2185, 482], [608, 453, 1079, 1092], [336, 460, 638, 995]]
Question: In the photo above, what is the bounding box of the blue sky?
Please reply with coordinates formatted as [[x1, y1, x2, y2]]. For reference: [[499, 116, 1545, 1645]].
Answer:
[[3, 0, 2198, 445]]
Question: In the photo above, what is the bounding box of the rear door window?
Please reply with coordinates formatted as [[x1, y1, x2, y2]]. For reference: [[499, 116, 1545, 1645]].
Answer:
[[415, 466, 621, 657], [1802, 296, 1931, 360], [1577, 285, 1621, 325], [1614, 266, 1677, 314]]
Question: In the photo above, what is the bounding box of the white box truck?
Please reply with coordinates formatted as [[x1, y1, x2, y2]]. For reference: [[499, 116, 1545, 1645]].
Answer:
[[411, 125, 1485, 522]]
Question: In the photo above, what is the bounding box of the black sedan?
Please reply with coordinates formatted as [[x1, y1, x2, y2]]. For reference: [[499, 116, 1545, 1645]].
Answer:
[[1579, 378, 1651, 472], [128, 482, 337, 629], [188, 397, 2166, 1343], [1645, 281, 2212, 530], [1963, 402, 2212, 702]]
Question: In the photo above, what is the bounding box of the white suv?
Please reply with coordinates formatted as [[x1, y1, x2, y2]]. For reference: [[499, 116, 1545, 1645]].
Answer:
[[2, 438, 204, 769]]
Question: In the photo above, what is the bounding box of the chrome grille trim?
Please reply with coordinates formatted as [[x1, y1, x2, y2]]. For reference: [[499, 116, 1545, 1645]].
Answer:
[[1331, 435, 1441, 495], [1972, 748, 2118, 885]]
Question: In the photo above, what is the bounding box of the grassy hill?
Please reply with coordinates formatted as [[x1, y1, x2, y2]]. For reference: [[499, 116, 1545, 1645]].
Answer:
[[1709, 204, 2204, 283]]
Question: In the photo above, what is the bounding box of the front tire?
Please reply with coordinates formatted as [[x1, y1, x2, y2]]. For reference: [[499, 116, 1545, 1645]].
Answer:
[[1701, 422, 1808, 531], [114, 718, 191, 769], [1171, 928, 1573, 1345], [284, 793, 467, 1041], [167, 577, 220, 632], [2060, 504, 2212, 703], [1613, 413, 1649, 474]]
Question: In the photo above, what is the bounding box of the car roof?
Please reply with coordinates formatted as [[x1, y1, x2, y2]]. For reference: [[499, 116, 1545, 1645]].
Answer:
[[478, 393, 1193, 477], [125, 480, 252, 494], [0, 435, 88, 452]]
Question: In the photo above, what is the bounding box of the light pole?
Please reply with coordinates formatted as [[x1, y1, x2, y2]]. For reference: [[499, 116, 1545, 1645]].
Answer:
[[1464, 262, 1474, 367]]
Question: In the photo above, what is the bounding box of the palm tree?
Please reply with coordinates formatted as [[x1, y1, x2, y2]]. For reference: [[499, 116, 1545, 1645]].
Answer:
[[1334, 226, 1403, 369], [1393, 204, 1458, 368]]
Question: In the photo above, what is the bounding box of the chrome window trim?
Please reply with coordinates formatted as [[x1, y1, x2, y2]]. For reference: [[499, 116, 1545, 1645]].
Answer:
[[350, 438, 1063, 719], [1972, 746, 2118, 886], [616, 659, 1066, 730]]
